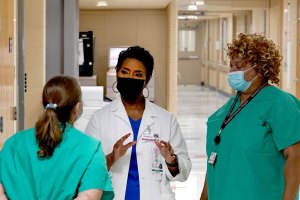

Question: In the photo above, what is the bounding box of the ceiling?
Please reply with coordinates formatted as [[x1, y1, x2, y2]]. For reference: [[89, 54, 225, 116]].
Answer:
[[79, 0, 172, 9], [79, 0, 269, 11]]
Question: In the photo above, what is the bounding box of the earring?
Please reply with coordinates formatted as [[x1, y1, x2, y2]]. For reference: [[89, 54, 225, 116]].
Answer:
[[112, 81, 118, 93], [143, 87, 149, 98]]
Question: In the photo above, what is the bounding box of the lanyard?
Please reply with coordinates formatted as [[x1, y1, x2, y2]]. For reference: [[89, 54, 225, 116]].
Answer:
[[214, 82, 268, 145]]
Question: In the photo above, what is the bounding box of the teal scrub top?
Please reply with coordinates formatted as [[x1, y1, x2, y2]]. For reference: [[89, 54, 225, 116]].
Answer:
[[0, 123, 114, 200], [206, 86, 300, 200]]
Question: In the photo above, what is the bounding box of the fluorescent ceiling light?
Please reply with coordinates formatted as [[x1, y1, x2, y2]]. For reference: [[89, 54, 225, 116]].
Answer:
[[188, 4, 197, 11], [97, 1, 108, 7], [195, 1, 205, 6], [178, 15, 198, 20]]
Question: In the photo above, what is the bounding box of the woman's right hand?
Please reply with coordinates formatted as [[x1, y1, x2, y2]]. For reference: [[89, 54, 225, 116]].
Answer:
[[106, 133, 136, 170], [112, 133, 136, 161]]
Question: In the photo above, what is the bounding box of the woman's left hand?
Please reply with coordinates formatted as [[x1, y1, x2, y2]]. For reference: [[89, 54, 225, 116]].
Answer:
[[154, 140, 176, 164]]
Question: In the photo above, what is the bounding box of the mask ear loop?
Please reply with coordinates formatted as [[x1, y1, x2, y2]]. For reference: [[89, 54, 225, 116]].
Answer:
[[112, 81, 119, 93], [250, 74, 259, 82], [244, 65, 258, 82], [244, 65, 256, 73]]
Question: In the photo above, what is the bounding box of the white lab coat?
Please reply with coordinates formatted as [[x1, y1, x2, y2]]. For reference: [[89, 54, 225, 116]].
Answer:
[[85, 97, 192, 200]]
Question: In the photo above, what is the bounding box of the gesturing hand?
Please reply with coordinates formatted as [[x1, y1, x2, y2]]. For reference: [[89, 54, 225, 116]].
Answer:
[[112, 133, 136, 162], [154, 140, 176, 164]]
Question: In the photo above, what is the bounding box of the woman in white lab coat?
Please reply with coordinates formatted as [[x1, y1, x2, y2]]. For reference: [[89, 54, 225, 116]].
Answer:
[[85, 46, 191, 200]]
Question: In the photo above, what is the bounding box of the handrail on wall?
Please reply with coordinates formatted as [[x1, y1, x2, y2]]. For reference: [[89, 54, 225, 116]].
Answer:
[[178, 55, 199, 60]]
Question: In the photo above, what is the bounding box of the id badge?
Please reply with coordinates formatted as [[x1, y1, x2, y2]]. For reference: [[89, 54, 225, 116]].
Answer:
[[151, 163, 163, 174], [208, 152, 217, 165], [142, 133, 156, 142], [141, 125, 158, 142], [152, 162, 163, 181], [151, 146, 163, 176]]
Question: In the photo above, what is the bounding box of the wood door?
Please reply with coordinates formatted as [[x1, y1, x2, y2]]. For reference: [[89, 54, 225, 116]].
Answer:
[[0, 0, 16, 148], [297, 0, 300, 98]]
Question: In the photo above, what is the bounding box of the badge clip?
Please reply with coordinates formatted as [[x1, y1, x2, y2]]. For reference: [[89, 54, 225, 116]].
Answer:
[[208, 152, 217, 165]]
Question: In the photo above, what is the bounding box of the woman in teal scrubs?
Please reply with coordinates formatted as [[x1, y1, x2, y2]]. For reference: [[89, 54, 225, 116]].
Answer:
[[0, 75, 114, 200], [200, 33, 300, 200]]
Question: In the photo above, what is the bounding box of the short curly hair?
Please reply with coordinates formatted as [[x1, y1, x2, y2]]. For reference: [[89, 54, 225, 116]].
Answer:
[[226, 33, 282, 85]]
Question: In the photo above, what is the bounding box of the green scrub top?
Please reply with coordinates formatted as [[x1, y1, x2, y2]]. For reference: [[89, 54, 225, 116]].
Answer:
[[0, 123, 114, 200], [206, 86, 300, 200]]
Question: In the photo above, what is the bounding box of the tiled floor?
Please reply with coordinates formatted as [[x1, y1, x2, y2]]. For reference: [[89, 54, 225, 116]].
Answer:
[[172, 85, 229, 200]]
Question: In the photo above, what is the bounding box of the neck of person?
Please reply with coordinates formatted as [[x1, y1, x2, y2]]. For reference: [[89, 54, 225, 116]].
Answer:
[[68, 114, 77, 126], [240, 76, 268, 104], [122, 94, 145, 109], [121, 95, 145, 120]]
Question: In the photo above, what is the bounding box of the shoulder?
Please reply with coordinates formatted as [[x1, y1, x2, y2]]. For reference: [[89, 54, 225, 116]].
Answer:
[[93, 103, 110, 116], [147, 100, 173, 118], [208, 96, 235, 120], [61, 127, 102, 157], [263, 86, 299, 106], [4, 128, 34, 145], [2, 128, 35, 152], [67, 127, 100, 146], [91, 99, 117, 118]]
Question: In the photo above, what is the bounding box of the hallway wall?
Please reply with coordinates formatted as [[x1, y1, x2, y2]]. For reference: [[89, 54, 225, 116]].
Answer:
[[281, 0, 299, 95], [23, 0, 45, 129], [177, 3, 290, 97]]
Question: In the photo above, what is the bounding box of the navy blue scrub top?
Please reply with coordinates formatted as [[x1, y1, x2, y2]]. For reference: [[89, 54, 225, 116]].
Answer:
[[125, 117, 142, 200]]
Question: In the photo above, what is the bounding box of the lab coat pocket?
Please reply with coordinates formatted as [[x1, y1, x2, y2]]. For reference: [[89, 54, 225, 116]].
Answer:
[[160, 193, 176, 200]]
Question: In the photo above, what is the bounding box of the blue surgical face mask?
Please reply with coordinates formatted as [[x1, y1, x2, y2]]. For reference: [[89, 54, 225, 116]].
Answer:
[[228, 66, 257, 92]]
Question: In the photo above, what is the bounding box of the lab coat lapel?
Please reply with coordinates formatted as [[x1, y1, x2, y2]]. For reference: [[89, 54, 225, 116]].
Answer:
[[137, 99, 157, 141], [110, 97, 131, 127]]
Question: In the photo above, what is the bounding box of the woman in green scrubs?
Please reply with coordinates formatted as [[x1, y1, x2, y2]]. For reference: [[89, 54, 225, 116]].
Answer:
[[200, 33, 300, 200], [0, 75, 114, 200]]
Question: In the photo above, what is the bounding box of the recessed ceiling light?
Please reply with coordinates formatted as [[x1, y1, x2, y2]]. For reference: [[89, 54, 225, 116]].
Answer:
[[195, 1, 205, 6], [97, 1, 108, 7]]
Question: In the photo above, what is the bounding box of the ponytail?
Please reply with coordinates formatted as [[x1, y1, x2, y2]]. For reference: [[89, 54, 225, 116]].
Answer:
[[35, 106, 63, 157]]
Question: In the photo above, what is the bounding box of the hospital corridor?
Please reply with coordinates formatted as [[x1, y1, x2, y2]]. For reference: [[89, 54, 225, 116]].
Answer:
[[0, 0, 300, 199], [173, 85, 228, 199]]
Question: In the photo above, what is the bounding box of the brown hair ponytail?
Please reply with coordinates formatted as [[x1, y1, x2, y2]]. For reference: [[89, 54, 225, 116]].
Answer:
[[35, 75, 81, 157]]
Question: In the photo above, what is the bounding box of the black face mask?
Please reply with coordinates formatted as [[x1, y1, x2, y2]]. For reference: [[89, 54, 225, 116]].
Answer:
[[117, 77, 145, 101]]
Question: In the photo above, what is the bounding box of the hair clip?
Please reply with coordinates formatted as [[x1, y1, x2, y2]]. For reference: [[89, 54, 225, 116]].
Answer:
[[45, 103, 57, 110]]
